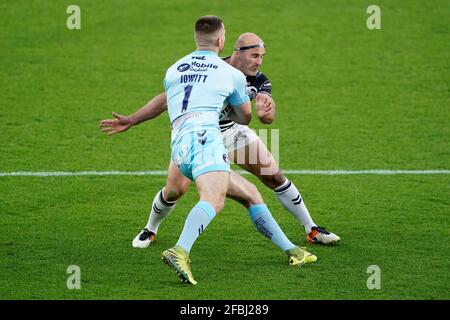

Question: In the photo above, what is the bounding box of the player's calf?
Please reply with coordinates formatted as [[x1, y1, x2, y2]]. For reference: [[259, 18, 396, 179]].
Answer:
[[226, 171, 264, 208], [132, 188, 177, 249]]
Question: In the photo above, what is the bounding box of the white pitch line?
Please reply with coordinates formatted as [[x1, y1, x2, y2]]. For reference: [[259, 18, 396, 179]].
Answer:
[[283, 170, 450, 175], [0, 171, 167, 177], [0, 170, 449, 177]]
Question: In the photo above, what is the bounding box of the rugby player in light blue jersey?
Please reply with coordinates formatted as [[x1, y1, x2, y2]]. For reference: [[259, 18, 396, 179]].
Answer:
[[160, 16, 254, 285]]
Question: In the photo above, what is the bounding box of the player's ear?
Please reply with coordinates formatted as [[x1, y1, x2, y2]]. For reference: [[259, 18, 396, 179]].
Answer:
[[217, 36, 224, 50]]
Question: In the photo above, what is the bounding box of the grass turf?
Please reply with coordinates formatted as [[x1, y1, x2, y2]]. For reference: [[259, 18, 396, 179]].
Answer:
[[0, 0, 449, 299]]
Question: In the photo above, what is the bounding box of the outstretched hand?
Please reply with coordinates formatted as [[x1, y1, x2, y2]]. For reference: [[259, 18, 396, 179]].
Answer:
[[99, 112, 133, 136]]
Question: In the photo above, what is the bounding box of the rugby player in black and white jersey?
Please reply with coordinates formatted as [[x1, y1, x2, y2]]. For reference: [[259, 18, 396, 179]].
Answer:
[[218, 56, 274, 152], [100, 33, 340, 249]]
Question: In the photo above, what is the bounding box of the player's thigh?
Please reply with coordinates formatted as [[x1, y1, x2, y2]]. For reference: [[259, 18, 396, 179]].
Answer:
[[195, 171, 230, 212], [224, 125, 280, 177], [227, 171, 264, 208], [231, 138, 285, 189], [164, 160, 191, 200]]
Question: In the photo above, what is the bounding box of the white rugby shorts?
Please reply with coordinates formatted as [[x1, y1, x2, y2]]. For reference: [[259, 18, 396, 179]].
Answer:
[[221, 123, 259, 153]]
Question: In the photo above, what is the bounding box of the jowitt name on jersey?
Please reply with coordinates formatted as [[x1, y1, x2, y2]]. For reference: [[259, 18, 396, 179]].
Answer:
[[180, 74, 208, 84]]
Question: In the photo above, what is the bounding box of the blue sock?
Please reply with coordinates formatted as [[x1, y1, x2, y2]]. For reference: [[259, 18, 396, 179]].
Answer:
[[176, 201, 216, 253], [248, 204, 296, 251]]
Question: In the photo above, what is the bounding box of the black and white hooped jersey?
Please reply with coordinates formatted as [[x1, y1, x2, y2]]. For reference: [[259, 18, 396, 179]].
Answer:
[[219, 65, 272, 132]]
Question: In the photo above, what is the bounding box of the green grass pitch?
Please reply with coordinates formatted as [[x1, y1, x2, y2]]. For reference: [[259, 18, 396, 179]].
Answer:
[[0, 0, 449, 299]]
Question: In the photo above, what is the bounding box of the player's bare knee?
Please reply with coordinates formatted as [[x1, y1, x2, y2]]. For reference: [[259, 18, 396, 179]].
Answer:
[[164, 189, 181, 202], [244, 184, 264, 207], [205, 199, 224, 213], [272, 170, 287, 187], [213, 201, 225, 213], [259, 169, 286, 189], [163, 182, 188, 201], [215, 193, 227, 212], [201, 195, 225, 213]]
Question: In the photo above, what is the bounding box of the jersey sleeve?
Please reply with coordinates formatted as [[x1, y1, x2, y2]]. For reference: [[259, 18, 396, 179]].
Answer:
[[229, 70, 250, 107], [256, 72, 272, 96], [163, 68, 170, 91]]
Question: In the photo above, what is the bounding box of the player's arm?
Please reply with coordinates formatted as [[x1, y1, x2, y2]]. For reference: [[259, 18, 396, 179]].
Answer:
[[128, 93, 168, 125], [99, 92, 167, 136], [228, 70, 252, 125], [229, 100, 252, 125]]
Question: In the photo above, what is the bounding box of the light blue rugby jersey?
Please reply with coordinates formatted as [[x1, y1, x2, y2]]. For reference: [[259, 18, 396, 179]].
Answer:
[[164, 50, 249, 141]]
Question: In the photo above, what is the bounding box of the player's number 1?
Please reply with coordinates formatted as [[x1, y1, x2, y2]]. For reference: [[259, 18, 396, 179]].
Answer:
[[182, 85, 193, 113]]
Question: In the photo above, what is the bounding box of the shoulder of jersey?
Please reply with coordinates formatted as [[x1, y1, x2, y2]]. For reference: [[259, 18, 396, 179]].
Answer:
[[215, 56, 234, 69], [256, 71, 269, 80], [227, 62, 247, 78], [170, 52, 197, 67]]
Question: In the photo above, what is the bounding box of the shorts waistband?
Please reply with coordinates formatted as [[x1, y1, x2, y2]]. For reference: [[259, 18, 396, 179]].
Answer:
[[171, 112, 203, 131]]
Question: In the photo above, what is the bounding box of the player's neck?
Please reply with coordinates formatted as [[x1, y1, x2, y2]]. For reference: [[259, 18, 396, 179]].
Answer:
[[228, 54, 241, 69], [195, 46, 219, 54]]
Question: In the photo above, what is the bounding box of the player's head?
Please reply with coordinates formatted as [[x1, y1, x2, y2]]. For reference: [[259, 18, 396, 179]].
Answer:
[[194, 16, 225, 53], [232, 33, 265, 76]]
